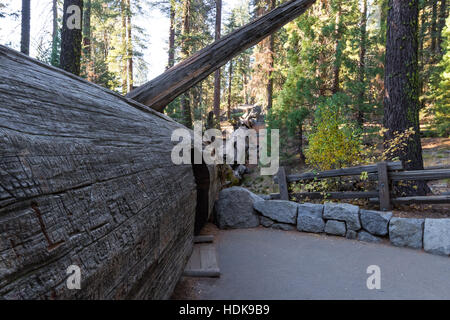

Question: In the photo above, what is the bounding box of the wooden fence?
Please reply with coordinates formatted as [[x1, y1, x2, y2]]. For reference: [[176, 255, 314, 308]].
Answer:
[[273, 162, 450, 211]]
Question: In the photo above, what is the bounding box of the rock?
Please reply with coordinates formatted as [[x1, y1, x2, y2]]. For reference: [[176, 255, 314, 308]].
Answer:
[[253, 200, 298, 224], [325, 220, 346, 236], [323, 203, 361, 231], [215, 187, 262, 229], [389, 218, 424, 249], [357, 231, 383, 243], [272, 223, 296, 231], [360, 210, 392, 236], [257, 194, 272, 200], [260, 216, 275, 228], [346, 230, 358, 240], [297, 203, 325, 233], [424, 219, 450, 256]]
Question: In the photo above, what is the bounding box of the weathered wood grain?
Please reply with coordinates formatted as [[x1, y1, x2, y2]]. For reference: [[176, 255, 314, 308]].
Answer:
[[0, 45, 219, 299], [126, 0, 316, 111]]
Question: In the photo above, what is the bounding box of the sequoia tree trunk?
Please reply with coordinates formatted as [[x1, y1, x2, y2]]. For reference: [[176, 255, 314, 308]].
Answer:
[[383, 0, 428, 195]]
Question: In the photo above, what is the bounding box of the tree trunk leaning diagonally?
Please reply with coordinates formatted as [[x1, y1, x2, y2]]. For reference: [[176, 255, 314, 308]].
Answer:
[[126, 0, 317, 113], [383, 0, 428, 196], [60, 0, 83, 76], [0, 44, 221, 299], [20, 0, 30, 55]]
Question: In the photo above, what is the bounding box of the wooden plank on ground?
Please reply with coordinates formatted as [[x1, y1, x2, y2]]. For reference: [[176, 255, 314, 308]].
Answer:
[[183, 243, 220, 278], [194, 235, 214, 244]]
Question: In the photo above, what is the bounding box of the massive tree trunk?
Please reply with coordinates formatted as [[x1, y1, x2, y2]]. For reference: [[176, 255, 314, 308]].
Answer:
[[60, 0, 83, 76], [20, 0, 30, 55], [0, 44, 220, 299], [383, 0, 427, 195], [213, 0, 222, 126], [357, 0, 367, 128], [127, 0, 317, 112]]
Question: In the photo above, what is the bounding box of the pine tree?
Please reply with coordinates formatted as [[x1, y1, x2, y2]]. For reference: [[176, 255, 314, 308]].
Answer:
[[383, 0, 427, 195]]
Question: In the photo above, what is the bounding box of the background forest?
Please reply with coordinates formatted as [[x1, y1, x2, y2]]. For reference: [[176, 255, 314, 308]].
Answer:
[[1, 0, 449, 179]]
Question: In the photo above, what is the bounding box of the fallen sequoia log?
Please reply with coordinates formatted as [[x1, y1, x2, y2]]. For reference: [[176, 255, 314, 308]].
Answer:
[[0, 45, 221, 299], [127, 0, 316, 112]]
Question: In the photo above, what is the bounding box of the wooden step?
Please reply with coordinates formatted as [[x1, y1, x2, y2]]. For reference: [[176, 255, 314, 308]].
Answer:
[[183, 240, 220, 278]]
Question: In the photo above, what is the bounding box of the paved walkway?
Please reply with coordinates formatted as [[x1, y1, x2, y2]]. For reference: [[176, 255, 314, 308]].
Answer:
[[186, 228, 450, 300]]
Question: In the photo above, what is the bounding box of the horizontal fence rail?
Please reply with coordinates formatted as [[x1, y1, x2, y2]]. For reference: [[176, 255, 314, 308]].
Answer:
[[273, 162, 450, 211]]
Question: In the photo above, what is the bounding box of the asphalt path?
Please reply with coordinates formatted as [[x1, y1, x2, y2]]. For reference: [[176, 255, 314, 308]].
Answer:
[[193, 228, 450, 300]]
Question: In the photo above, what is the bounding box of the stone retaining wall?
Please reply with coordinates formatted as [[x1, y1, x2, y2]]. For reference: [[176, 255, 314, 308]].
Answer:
[[214, 187, 450, 257]]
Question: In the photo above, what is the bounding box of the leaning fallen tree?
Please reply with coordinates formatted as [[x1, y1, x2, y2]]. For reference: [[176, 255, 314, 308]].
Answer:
[[127, 0, 316, 112]]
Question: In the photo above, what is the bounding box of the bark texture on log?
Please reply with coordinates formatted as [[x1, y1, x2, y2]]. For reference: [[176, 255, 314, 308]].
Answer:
[[126, 0, 316, 112], [0, 45, 219, 299]]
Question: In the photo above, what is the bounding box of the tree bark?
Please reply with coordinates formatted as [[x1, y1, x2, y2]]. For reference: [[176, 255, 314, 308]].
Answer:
[[357, 0, 367, 128], [383, 0, 427, 195], [60, 0, 83, 76], [127, 0, 317, 112], [121, 0, 128, 94], [167, 0, 176, 70], [83, 0, 92, 81], [181, 0, 192, 128], [20, 0, 30, 55], [266, 0, 276, 110], [51, 0, 59, 66], [430, 0, 438, 54], [213, 0, 222, 126], [437, 0, 448, 55], [332, 1, 342, 94], [227, 60, 233, 120], [126, 0, 133, 92]]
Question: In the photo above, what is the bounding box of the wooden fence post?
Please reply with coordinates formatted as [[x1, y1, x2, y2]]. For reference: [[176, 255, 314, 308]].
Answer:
[[377, 162, 392, 211], [277, 167, 289, 201]]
